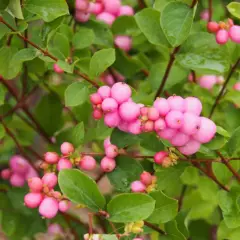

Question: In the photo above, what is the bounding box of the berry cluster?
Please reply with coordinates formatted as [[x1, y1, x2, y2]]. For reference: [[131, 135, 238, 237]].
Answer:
[[1, 155, 38, 187], [90, 82, 217, 155], [207, 19, 240, 45]]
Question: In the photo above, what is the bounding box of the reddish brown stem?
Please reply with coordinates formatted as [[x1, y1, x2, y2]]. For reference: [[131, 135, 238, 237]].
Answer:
[[191, 70, 197, 83], [74, 69, 99, 88], [144, 221, 166, 235], [178, 185, 187, 211], [190, 0, 198, 8], [88, 212, 94, 235], [138, 0, 146, 9], [108, 221, 121, 239], [208, 0, 213, 22]]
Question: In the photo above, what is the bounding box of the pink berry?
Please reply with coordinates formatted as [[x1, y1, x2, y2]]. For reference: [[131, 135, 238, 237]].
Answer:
[[75, 0, 89, 11], [25, 167, 38, 180], [104, 111, 121, 128], [24, 193, 43, 208], [10, 173, 25, 187], [118, 120, 129, 132], [142, 120, 154, 132], [140, 172, 152, 186], [105, 144, 118, 158], [131, 181, 146, 193], [216, 29, 229, 44], [1, 169, 11, 180], [133, 239, 143, 240], [140, 107, 148, 116], [48, 224, 64, 235], [147, 107, 160, 121], [184, 97, 202, 116], [118, 5, 134, 16], [114, 36, 132, 52], [198, 75, 217, 90], [57, 158, 72, 171], [157, 128, 177, 140], [100, 157, 116, 172], [42, 173, 58, 189], [58, 200, 71, 212], [79, 156, 96, 171], [93, 109, 103, 120], [154, 151, 168, 165], [207, 21, 220, 33], [101, 73, 115, 86], [104, 137, 111, 149], [167, 96, 185, 112], [165, 110, 184, 129], [97, 86, 111, 99], [44, 152, 59, 164], [192, 117, 216, 143], [28, 177, 43, 192], [153, 98, 170, 116], [102, 0, 121, 15], [101, 97, 118, 112], [229, 25, 240, 44], [128, 119, 142, 134], [61, 142, 75, 156], [111, 82, 132, 104], [200, 9, 209, 21], [112, 70, 125, 82], [88, 2, 103, 15], [233, 82, 240, 91], [90, 93, 102, 105], [10, 155, 29, 175], [53, 64, 64, 74], [154, 118, 166, 131], [180, 113, 201, 135], [75, 11, 90, 23], [119, 102, 140, 122], [178, 139, 201, 155], [188, 73, 194, 82], [39, 197, 59, 219], [170, 132, 190, 147], [96, 12, 116, 26]]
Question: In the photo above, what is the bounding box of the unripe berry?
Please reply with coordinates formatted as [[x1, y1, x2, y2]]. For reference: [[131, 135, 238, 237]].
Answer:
[[79, 156, 96, 171], [140, 172, 152, 186], [207, 21, 220, 33], [178, 139, 201, 155], [100, 157, 116, 172], [39, 197, 59, 219], [165, 110, 184, 129], [157, 128, 177, 140], [114, 36, 132, 52], [75, 0, 89, 11], [58, 200, 71, 212], [104, 111, 121, 128], [60, 142, 74, 156], [154, 118, 166, 131], [170, 132, 190, 147], [53, 64, 64, 74], [128, 119, 142, 134], [147, 107, 160, 121], [44, 152, 59, 164], [57, 158, 72, 171], [88, 2, 103, 15], [105, 144, 118, 158], [154, 151, 168, 165], [102, 97, 118, 112], [10, 155, 29, 175], [102, 0, 121, 15], [1, 169, 11, 180], [131, 181, 146, 193], [198, 75, 217, 90], [229, 25, 240, 43], [184, 97, 202, 116], [24, 193, 43, 208], [111, 82, 132, 104], [104, 137, 111, 149], [119, 102, 140, 122], [233, 82, 240, 91], [93, 109, 103, 120], [167, 96, 185, 112], [28, 177, 43, 192], [180, 113, 201, 135], [75, 11, 90, 23], [216, 29, 229, 44], [10, 173, 25, 187], [97, 86, 111, 99], [48, 223, 64, 235], [42, 173, 58, 189], [96, 12, 115, 26], [118, 5, 134, 16], [153, 98, 170, 116]]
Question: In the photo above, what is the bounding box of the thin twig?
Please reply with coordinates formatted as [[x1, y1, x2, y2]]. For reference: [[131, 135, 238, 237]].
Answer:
[[208, 0, 213, 22], [178, 185, 187, 211], [22, 29, 28, 97], [144, 221, 166, 235]]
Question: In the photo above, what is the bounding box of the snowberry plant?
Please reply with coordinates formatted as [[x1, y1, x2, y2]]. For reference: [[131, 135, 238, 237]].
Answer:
[[0, 0, 240, 239]]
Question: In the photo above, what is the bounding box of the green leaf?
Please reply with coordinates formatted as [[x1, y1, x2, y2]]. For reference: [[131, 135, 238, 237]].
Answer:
[[217, 126, 230, 138], [24, 0, 69, 22], [107, 156, 143, 192], [12, 48, 40, 64], [110, 128, 139, 148], [227, 126, 240, 156], [135, 8, 169, 46], [204, 134, 227, 150], [56, 60, 76, 73], [52, 32, 70, 57], [147, 190, 178, 224], [89, 48, 115, 78], [217, 220, 240, 240], [71, 122, 85, 147], [180, 166, 199, 185], [163, 220, 187, 240], [0, 84, 6, 105], [72, 28, 95, 49], [107, 193, 155, 222], [0, 124, 5, 139], [58, 169, 106, 211], [160, 2, 194, 47], [1, 212, 18, 236], [0, 12, 14, 40], [8, 0, 23, 19], [225, 91, 240, 106], [102, 235, 118, 240], [0, 0, 10, 10], [227, 2, 240, 19], [139, 133, 164, 152], [65, 82, 89, 107]]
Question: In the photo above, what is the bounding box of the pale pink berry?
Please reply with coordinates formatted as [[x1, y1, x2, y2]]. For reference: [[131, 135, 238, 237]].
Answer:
[[24, 193, 43, 208], [140, 107, 148, 116], [192, 117, 216, 143], [48, 224, 64, 235], [184, 97, 202, 116], [207, 21, 220, 33], [44, 152, 59, 164], [96, 12, 116, 26], [229, 25, 240, 44], [157, 128, 177, 140], [140, 172, 152, 186], [111, 82, 132, 104], [88, 2, 103, 15], [170, 132, 190, 147], [75, 11, 90, 23], [165, 110, 184, 129], [39, 197, 59, 219], [167, 96, 185, 112], [133, 238, 143, 240], [57, 158, 72, 171], [233, 82, 240, 91], [198, 75, 217, 90], [118, 120, 129, 132], [153, 98, 170, 116], [93, 109, 103, 119], [119, 102, 140, 122], [53, 64, 64, 74], [102, 97, 118, 112], [154, 151, 168, 165], [25, 167, 38, 180], [147, 107, 159, 121], [104, 137, 111, 149], [76, 0, 89, 11], [97, 86, 111, 99], [114, 36, 132, 52], [58, 200, 71, 212], [28, 177, 43, 192], [128, 119, 142, 134], [178, 139, 201, 155], [200, 9, 209, 21], [104, 111, 121, 128], [61, 142, 75, 156], [100, 157, 116, 172], [10, 155, 29, 175], [131, 181, 146, 193], [180, 113, 200, 135], [142, 120, 154, 132], [42, 173, 58, 189], [188, 73, 194, 82], [101, 73, 115, 86], [105, 144, 118, 158], [154, 118, 166, 131], [1, 169, 11, 180], [118, 5, 134, 16], [79, 156, 96, 171], [10, 173, 25, 187], [90, 93, 102, 105], [216, 29, 229, 44], [102, 0, 121, 15]]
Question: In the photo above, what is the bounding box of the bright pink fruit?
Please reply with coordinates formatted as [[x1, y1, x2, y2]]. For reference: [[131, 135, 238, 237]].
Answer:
[[93, 109, 103, 120], [119, 102, 140, 122], [140, 107, 148, 116], [229, 25, 240, 43], [131, 181, 146, 193], [167, 96, 185, 112], [96, 12, 116, 26], [58, 200, 71, 212], [142, 120, 154, 132], [100, 157, 116, 172], [140, 172, 152, 186], [101, 73, 115, 86], [102, 0, 121, 15], [25, 167, 38, 179], [233, 82, 240, 91], [216, 29, 229, 44], [53, 64, 64, 74], [88, 2, 103, 15], [114, 36, 132, 52], [104, 111, 121, 127], [44, 152, 59, 164], [154, 151, 168, 165], [28, 177, 43, 192], [48, 223, 64, 235], [170, 132, 190, 147], [39, 197, 59, 219], [207, 21, 220, 33], [154, 118, 166, 131], [111, 82, 132, 104], [118, 120, 129, 132], [101, 97, 118, 112], [57, 158, 72, 171], [178, 139, 201, 155], [1, 169, 11, 180], [128, 119, 142, 134], [60, 142, 75, 156], [104, 137, 111, 149], [157, 128, 177, 140], [198, 75, 217, 90], [90, 93, 102, 105], [200, 9, 209, 21], [184, 97, 202, 116], [105, 144, 118, 158], [75, 11, 90, 23], [42, 173, 58, 189], [10, 155, 29, 175], [10, 173, 25, 187], [24, 193, 43, 208], [180, 113, 201, 135], [118, 5, 134, 16], [97, 86, 111, 99], [165, 110, 184, 129], [79, 156, 96, 171], [147, 107, 160, 121], [153, 98, 170, 116], [75, 0, 89, 11]]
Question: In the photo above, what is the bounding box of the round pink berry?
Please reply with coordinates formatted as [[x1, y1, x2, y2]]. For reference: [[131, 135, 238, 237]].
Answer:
[[229, 25, 240, 44], [88, 2, 103, 15], [75, 0, 89, 11], [10, 173, 25, 187], [178, 139, 201, 155], [28, 177, 43, 192], [111, 82, 132, 104], [10, 155, 29, 175], [184, 97, 202, 116], [1, 169, 11, 180], [114, 36, 132, 52], [154, 151, 168, 165], [200, 9, 209, 21], [154, 118, 166, 131], [165, 110, 184, 129], [140, 172, 152, 186], [48, 223, 64, 235], [157, 128, 177, 140], [57, 158, 72, 171], [53, 64, 64, 74], [140, 107, 148, 116], [44, 152, 59, 164], [104, 111, 121, 128], [79, 156, 96, 171], [58, 200, 71, 212], [167, 96, 185, 112], [170, 132, 190, 147], [100, 157, 116, 172], [180, 113, 201, 135], [90, 93, 102, 105], [131, 180, 146, 193], [119, 102, 140, 122], [233, 82, 240, 91], [39, 197, 59, 219], [118, 5, 134, 16], [97, 86, 111, 99], [60, 142, 75, 156], [216, 29, 229, 45], [128, 119, 142, 135], [118, 120, 129, 132], [104, 137, 111, 149], [153, 98, 170, 116], [75, 11, 90, 23], [147, 107, 160, 121], [198, 75, 217, 90], [142, 120, 154, 132], [101, 97, 118, 112], [101, 73, 115, 86], [102, 0, 121, 15], [25, 167, 38, 180], [96, 12, 116, 26], [42, 173, 58, 189], [207, 21, 220, 33], [105, 144, 118, 158], [24, 193, 43, 208], [93, 109, 103, 120]]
